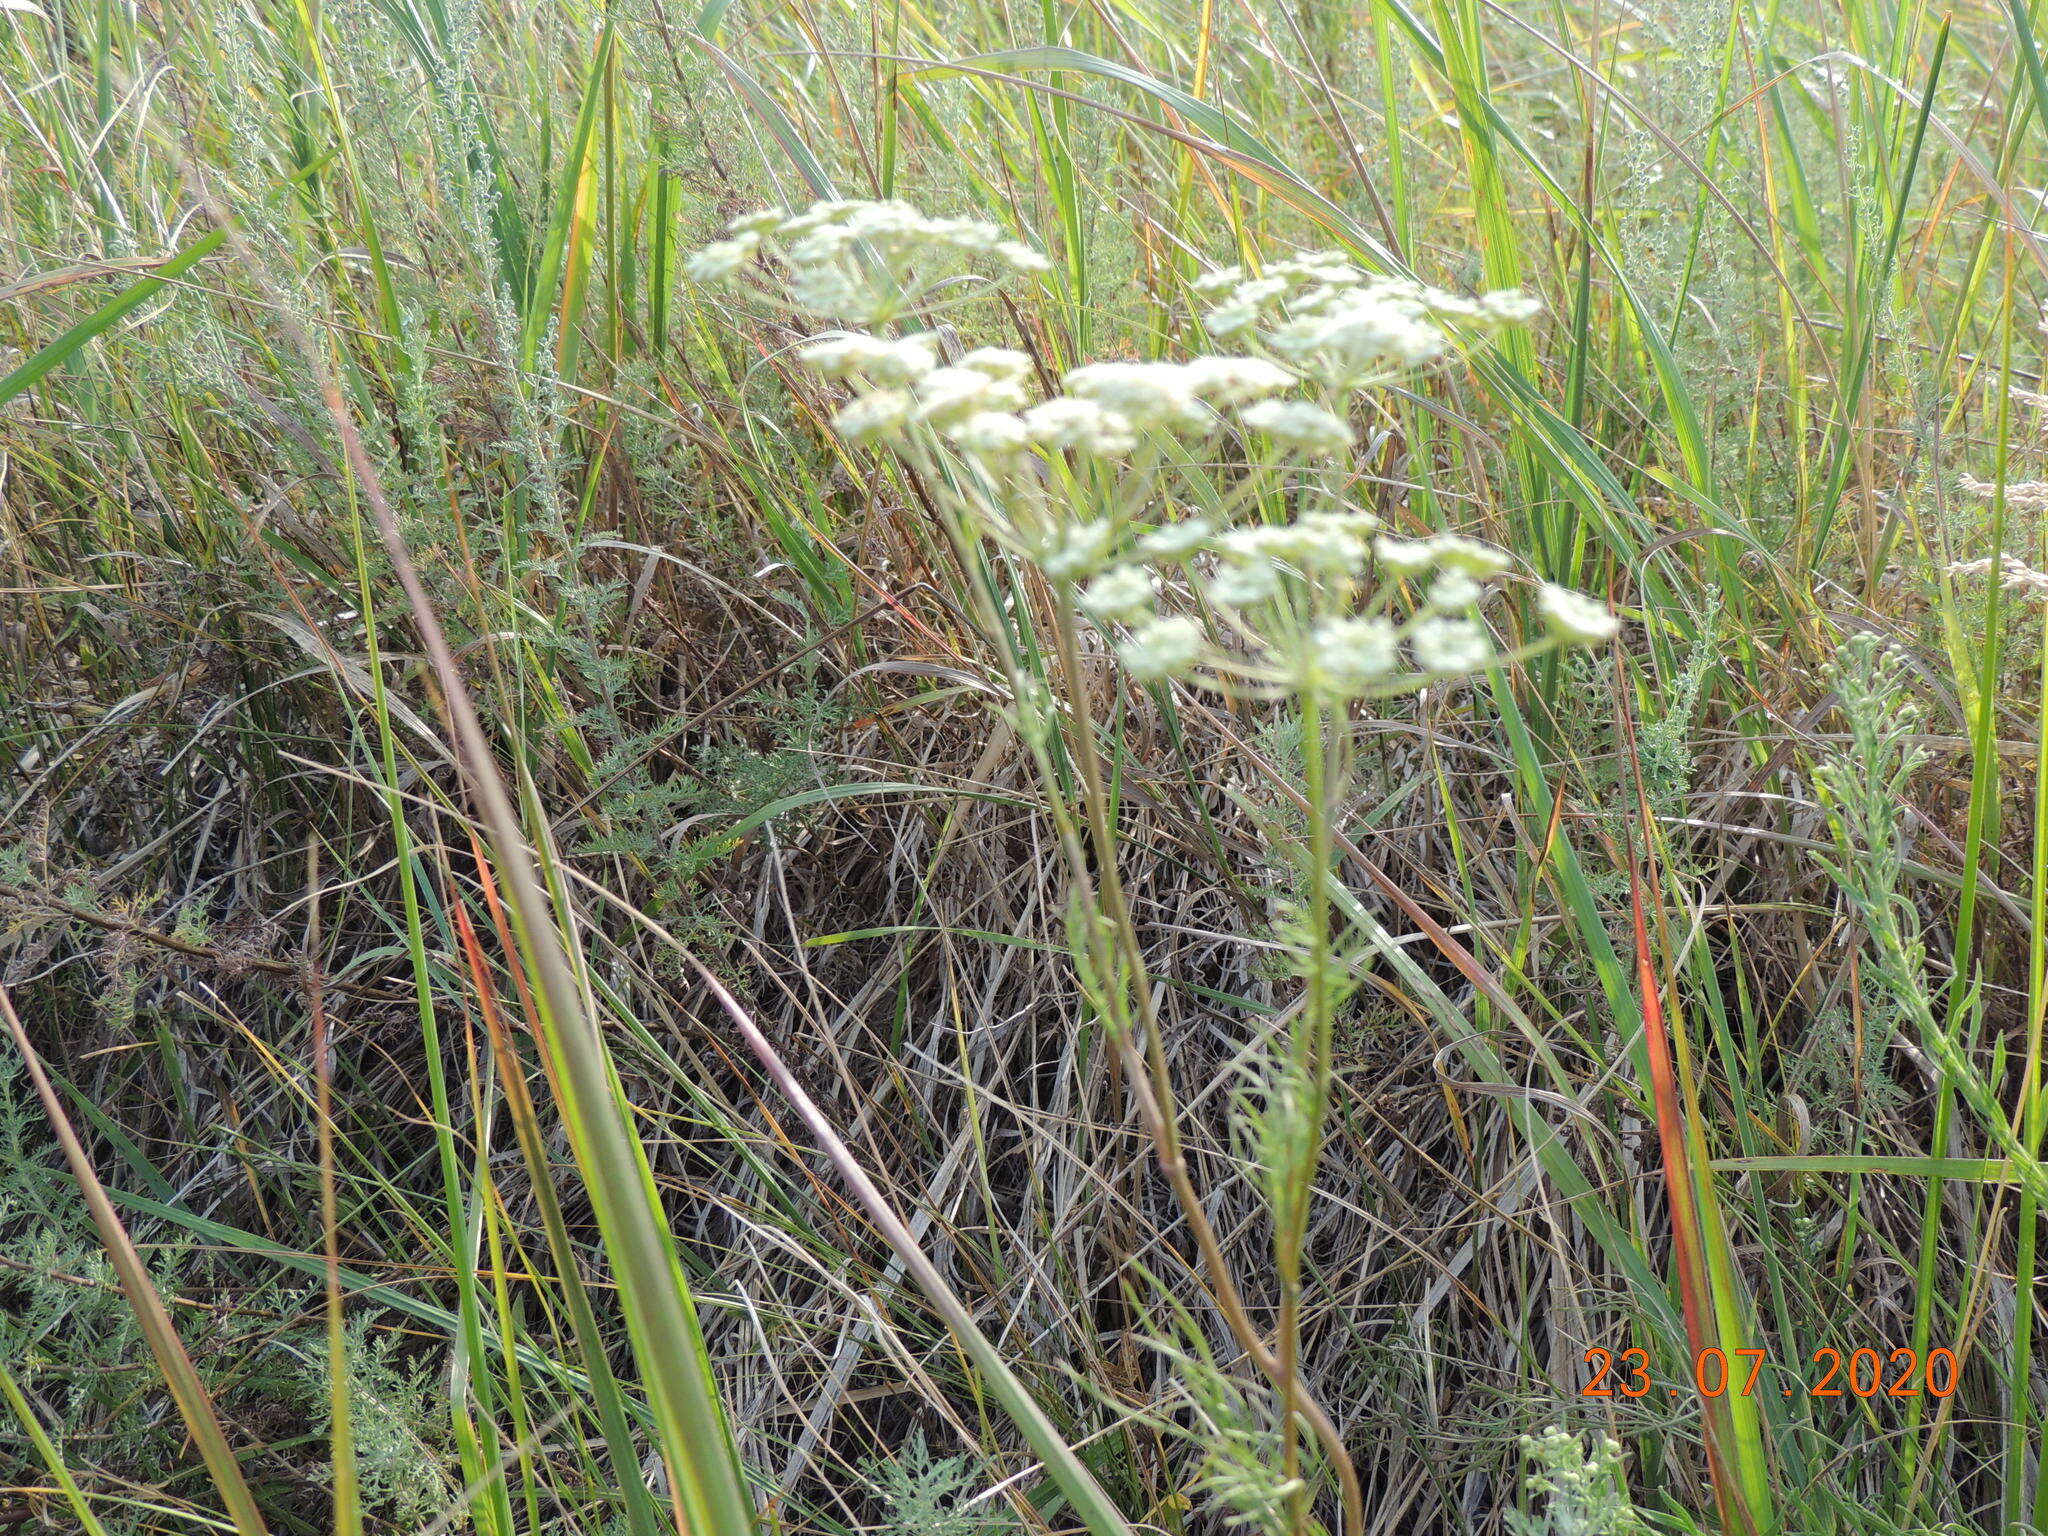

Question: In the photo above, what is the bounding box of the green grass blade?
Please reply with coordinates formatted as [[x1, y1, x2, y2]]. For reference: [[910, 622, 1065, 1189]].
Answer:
[[0, 227, 226, 410]]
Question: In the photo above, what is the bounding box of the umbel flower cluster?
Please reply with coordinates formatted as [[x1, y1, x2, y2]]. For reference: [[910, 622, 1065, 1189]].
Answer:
[[684, 199, 1051, 325], [1195, 252, 1542, 389], [690, 201, 1619, 699]]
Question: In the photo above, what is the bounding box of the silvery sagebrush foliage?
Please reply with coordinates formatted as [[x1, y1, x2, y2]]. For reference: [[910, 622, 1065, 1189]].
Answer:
[[1506, 1427, 1645, 1536], [686, 199, 1621, 708], [1810, 634, 1929, 1007]]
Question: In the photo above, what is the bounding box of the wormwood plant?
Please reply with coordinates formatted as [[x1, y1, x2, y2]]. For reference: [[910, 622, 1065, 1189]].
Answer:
[[691, 200, 1619, 1536], [286, 1315, 454, 1525], [867, 1433, 1015, 1536], [1506, 1427, 1645, 1536], [0, 1055, 326, 1535], [1812, 634, 1930, 1016]]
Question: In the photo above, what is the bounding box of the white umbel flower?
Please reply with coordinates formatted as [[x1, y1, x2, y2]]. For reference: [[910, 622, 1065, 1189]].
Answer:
[[1138, 518, 1213, 561], [1304, 506, 1381, 530], [1021, 397, 1138, 457], [1373, 537, 1438, 576], [1208, 559, 1280, 606], [1268, 299, 1444, 383], [1203, 301, 1264, 337], [1271, 252, 1362, 286], [786, 261, 867, 317], [727, 208, 788, 236], [1410, 617, 1494, 674], [996, 241, 1054, 273], [1536, 584, 1621, 641], [1062, 362, 1210, 432], [1425, 572, 1482, 611], [1038, 521, 1115, 580], [1481, 289, 1543, 322], [1219, 520, 1367, 575], [831, 390, 912, 444], [956, 347, 1034, 381], [1230, 276, 1291, 308], [691, 200, 1051, 322], [1429, 535, 1512, 577], [1239, 400, 1354, 456], [1315, 300, 1446, 367], [1181, 355, 1296, 405], [1118, 616, 1205, 680], [947, 411, 1029, 458], [684, 236, 759, 282], [1079, 564, 1156, 621], [913, 366, 1028, 425], [799, 332, 938, 384], [1304, 616, 1399, 694]]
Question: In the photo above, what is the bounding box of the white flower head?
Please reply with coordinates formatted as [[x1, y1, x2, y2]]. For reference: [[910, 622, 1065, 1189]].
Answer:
[[1079, 564, 1156, 622], [1417, 285, 1485, 319], [1373, 537, 1438, 577], [1022, 397, 1138, 458], [1062, 362, 1212, 433], [1304, 616, 1399, 694], [1038, 521, 1115, 580], [956, 347, 1034, 381], [727, 208, 788, 236], [922, 216, 999, 252], [831, 390, 912, 444], [780, 198, 864, 235], [799, 332, 937, 384], [913, 366, 1028, 425], [947, 411, 1029, 459], [1138, 518, 1213, 561], [1118, 615, 1205, 681], [1536, 584, 1620, 642], [1232, 276, 1290, 307], [1300, 508, 1382, 540], [1204, 301, 1263, 338], [1208, 558, 1280, 607], [997, 240, 1054, 274], [787, 261, 868, 318], [1271, 251, 1363, 286], [1430, 535, 1512, 577], [1239, 400, 1353, 456], [1480, 289, 1543, 323], [1410, 616, 1494, 674], [1192, 265, 1244, 297], [1181, 355, 1297, 405], [1425, 572, 1482, 611], [1328, 301, 1445, 364], [733, 199, 1053, 321], [1269, 287, 1448, 384], [1220, 522, 1366, 576], [685, 236, 759, 282]]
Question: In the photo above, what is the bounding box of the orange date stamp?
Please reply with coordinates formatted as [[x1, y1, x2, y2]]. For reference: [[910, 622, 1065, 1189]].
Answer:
[[1582, 1346, 1959, 1400]]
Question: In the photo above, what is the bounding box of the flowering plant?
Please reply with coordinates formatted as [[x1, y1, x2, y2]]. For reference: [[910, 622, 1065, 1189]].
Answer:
[[691, 200, 1620, 1536]]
